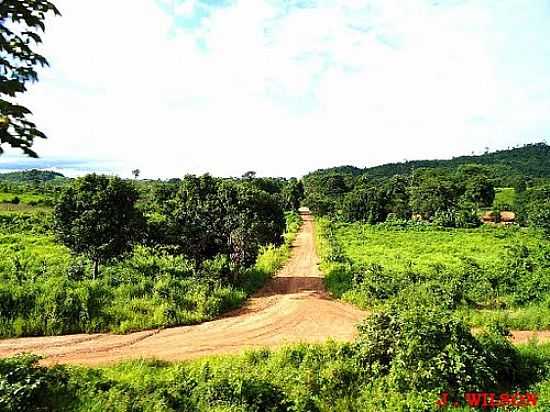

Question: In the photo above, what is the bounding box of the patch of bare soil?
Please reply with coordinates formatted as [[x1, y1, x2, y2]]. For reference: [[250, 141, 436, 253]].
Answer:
[[510, 330, 550, 345]]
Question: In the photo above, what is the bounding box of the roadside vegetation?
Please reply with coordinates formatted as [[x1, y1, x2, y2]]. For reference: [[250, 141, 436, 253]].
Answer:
[[2, 305, 550, 411], [317, 219, 550, 330], [0, 172, 304, 337]]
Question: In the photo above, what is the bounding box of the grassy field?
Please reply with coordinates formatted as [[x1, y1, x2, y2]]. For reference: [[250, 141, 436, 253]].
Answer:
[[317, 218, 550, 330], [330, 222, 535, 271], [494, 187, 516, 208], [0, 191, 52, 205], [0, 211, 301, 337]]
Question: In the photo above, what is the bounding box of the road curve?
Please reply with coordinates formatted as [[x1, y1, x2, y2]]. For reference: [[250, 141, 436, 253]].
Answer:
[[0, 212, 367, 366]]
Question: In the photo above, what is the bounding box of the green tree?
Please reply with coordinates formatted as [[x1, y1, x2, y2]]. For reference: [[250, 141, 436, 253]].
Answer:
[[383, 175, 411, 219], [280, 178, 304, 211], [515, 184, 550, 226], [342, 187, 388, 224], [225, 184, 285, 269], [164, 176, 285, 273], [342, 189, 369, 222], [53, 174, 144, 278], [528, 201, 550, 237], [167, 174, 226, 266], [0, 0, 60, 157], [246, 177, 283, 195], [322, 174, 348, 196], [513, 176, 527, 193], [303, 192, 337, 216], [409, 170, 462, 220], [462, 175, 495, 207]]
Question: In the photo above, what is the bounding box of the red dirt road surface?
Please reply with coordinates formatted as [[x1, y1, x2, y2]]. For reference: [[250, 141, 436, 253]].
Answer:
[[0, 212, 367, 366]]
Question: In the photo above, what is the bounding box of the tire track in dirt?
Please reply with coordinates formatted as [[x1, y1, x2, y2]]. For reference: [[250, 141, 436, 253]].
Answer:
[[0, 212, 367, 366]]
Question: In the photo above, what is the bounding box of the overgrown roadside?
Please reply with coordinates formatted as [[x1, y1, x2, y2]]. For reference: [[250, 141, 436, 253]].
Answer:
[[0, 212, 366, 366], [314, 216, 550, 345]]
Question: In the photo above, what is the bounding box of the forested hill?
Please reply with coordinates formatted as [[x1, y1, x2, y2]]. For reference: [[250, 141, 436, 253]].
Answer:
[[305, 143, 550, 181], [0, 169, 66, 183]]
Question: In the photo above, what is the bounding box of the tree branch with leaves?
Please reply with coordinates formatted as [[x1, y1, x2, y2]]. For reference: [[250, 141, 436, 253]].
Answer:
[[0, 0, 60, 157]]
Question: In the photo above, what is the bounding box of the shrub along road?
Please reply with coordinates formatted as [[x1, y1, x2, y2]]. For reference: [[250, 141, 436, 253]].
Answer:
[[0, 212, 367, 366]]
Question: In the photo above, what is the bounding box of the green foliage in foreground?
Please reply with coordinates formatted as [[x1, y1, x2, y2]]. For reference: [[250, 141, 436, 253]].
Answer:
[[317, 218, 550, 330], [1, 301, 549, 412], [0, 0, 60, 157], [0, 213, 301, 337]]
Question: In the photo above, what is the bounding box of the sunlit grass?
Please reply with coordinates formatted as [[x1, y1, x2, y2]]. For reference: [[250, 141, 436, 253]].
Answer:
[[316, 218, 550, 330]]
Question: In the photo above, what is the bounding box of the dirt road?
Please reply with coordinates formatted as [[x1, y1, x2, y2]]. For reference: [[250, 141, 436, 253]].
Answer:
[[0, 212, 367, 366], [1, 213, 547, 366]]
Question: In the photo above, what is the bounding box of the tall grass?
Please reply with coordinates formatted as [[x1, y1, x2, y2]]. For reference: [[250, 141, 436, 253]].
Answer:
[[315, 218, 550, 330], [0, 213, 302, 337]]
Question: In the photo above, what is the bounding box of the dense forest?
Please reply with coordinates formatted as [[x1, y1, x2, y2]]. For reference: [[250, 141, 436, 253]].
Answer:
[[303, 143, 550, 231], [306, 143, 550, 184]]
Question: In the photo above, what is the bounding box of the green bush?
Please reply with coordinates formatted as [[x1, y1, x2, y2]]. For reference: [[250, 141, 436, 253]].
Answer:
[[0, 355, 74, 412], [529, 201, 550, 237], [195, 374, 289, 411], [354, 301, 495, 395]]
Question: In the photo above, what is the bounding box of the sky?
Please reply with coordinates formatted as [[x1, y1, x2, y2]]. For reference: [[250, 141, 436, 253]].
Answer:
[[2, 0, 550, 178]]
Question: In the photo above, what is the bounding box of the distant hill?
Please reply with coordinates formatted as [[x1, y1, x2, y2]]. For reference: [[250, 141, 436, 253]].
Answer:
[[305, 143, 550, 182], [364, 143, 550, 178], [0, 169, 66, 183], [308, 165, 364, 177]]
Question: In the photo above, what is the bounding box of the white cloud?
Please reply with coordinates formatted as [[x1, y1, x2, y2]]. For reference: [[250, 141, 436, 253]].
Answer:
[[5, 0, 550, 178]]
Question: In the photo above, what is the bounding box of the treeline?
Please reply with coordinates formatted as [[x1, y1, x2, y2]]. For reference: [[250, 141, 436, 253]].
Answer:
[[308, 142, 550, 185], [366, 142, 550, 183], [304, 161, 550, 232], [53, 173, 304, 277], [304, 164, 494, 227]]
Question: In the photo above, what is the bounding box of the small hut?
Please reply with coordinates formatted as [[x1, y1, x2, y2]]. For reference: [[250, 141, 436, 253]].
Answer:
[[481, 211, 516, 224]]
